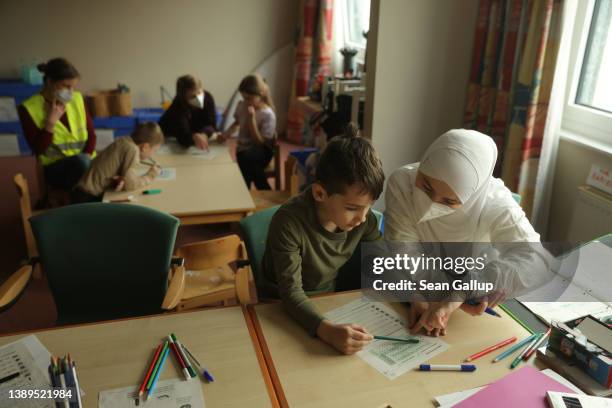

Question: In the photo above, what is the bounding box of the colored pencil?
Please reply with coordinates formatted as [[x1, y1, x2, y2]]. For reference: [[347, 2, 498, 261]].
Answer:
[[138, 344, 163, 400], [492, 333, 538, 362], [146, 341, 168, 392], [464, 336, 517, 362], [147, 344, 170, 399], [68, 356, 83, 408], [523, 328, 551, 360], [510, 333, 542, 369]]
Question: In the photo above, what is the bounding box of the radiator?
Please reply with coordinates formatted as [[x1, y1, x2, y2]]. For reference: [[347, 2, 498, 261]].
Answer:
[[567, 185, 612, 242]]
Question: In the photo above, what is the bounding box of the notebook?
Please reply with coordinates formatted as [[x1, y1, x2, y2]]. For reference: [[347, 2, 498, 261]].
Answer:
[[454, 366, 575, 408]]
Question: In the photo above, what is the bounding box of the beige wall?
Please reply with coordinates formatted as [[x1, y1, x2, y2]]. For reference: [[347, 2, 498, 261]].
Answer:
[[0, 0, 297, 129], [547, 139, 612, 241], [366, 0, 479, 199]]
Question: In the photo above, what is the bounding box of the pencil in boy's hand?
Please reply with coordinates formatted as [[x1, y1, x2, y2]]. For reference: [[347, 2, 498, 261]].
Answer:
[[373, 335, 419, 343]]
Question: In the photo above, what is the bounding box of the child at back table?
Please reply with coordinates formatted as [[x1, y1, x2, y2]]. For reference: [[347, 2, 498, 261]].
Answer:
[[72, 122, 163, 203], [260, 124, 385, 354]]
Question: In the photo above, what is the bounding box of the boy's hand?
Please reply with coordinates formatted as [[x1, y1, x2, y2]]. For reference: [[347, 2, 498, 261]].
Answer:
[[410, 301, 462, 337], [192, 133, 209, 150], [316, 320, 373, 355], [460, 290, 506, 316], [112, 176, 125, 191], [147, 165, 161, 178], [216, 133, 228, 143]]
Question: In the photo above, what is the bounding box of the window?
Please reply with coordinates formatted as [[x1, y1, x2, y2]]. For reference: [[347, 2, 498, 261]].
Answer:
[[343, 0, 370, 49], [563, 0, 612, 147], [575, 0, 612, 114]]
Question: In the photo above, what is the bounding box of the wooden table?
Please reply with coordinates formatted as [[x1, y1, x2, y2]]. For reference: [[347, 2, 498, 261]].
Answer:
[[103, 162, 255, 225], [248, 291, 535, 408], [0, 307, 278, 407], [153, 141, 233, 167]]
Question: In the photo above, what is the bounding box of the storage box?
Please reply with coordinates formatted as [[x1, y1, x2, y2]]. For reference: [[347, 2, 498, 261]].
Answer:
[[549, 316, 612, 388], [86, 90, 133, 117]]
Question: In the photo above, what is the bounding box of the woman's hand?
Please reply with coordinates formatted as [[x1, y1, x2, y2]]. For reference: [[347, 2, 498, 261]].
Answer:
[[410, 301, 463, 337], [45, 100, 66, 131], [460, 290, 506, 316], [192, 133, 209, 150], [316, 320, 373, 355]]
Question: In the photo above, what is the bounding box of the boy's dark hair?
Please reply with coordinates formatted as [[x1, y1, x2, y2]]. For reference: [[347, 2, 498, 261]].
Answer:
[[37, 58, 80, 83], [315, 123, 385, 199], [131, 122, 164, 145]]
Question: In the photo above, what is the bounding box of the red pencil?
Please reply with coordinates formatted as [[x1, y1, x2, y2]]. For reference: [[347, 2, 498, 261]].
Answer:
[[138, 344, 163, 399], [464, 336, 517, 362], [523, 328, 551, 360]]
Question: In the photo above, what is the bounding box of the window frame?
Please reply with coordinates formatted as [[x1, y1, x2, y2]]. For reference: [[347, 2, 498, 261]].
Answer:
[[562, 0, 612, 148], [341, 0, 369, 55]]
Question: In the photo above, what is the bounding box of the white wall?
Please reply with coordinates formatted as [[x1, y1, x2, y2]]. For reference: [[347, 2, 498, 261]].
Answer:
[[365, 0, 479, 207], [0, 0, 297, 129], [547, 139, 612, 241]]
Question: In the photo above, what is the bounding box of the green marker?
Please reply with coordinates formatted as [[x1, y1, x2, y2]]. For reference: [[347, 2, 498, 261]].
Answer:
[[143, 189, 162, 195], [373, 335, 419, 343]]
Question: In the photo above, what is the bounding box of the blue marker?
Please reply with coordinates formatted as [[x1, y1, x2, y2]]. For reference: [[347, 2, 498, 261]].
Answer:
[[465, 299, 501, 318], [419, 364, 476, 372]]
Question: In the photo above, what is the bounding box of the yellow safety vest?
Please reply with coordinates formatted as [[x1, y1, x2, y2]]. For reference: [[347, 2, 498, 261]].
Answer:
[[22, 91, 95, 166]]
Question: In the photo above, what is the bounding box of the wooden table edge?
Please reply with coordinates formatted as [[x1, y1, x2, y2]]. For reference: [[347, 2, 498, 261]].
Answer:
[[246, 304, 289, 408]]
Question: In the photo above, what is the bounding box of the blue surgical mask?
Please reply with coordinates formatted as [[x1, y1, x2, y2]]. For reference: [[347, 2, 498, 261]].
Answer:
[[56, 88, 73, 104]]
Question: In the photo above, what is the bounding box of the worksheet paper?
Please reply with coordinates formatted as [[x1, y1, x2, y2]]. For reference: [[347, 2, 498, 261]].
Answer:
[[136, 166, 176, 181], [98, 378, 205, 408], [518, 242, 612, 324], [156, 140, 221, 161], [325, 297, 448, 380], [0, 339, 54, 408]]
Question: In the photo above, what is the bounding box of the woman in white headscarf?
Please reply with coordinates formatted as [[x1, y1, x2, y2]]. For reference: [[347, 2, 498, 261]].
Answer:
[[384, 129, 550, 336]]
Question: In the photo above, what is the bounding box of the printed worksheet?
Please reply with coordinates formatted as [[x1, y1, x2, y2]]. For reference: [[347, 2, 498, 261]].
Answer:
[[186, 145, 221, 160], [136, 166, 176, 181], [325, 297, 448, 380], [0, 340, 54, 408], [98, 378, 205, 408]]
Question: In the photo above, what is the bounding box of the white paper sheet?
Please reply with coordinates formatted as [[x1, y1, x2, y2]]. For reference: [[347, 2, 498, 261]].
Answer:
[[98, 378, 205, 408], [0, 133, 20, 157], [325, 297, 448, 380], [137, 166, 176, 181], [155, 140, 223, 161], [185, 146, 220, 160], [0, 339, 54, 408], [518, 241, 612, 324], [433, 369, 583, 407]]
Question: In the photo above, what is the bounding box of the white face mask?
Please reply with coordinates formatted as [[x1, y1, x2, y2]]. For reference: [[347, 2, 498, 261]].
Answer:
[[189, 92, 204, 108], [56, 88, 73, 104], [412, 187, 456, 223]]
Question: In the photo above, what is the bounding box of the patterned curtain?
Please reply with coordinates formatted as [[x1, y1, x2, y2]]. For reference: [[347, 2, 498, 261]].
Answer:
[[286, 0, 334, 144], [464, 0, 562, 218]]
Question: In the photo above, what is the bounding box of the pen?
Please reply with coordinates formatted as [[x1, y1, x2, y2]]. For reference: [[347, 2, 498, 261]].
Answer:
[[167, 335, 191, 380], [171, 334, 196, 378], [0, 372, 20, 384], [522, 329, 551, 360], [510, 333, 542, 369], [180, 343, 214, 382], [373, 335, 419, 343], [419, 364, 476, 372], [465, 299, 501, 318]]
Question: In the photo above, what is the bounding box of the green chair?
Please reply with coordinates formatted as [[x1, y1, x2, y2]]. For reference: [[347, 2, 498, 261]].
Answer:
[[0, 203, 185, 325], [239, 205, 383, 285]]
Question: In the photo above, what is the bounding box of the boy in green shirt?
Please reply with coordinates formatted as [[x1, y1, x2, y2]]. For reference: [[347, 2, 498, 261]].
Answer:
[[260, 124, 385, 354]]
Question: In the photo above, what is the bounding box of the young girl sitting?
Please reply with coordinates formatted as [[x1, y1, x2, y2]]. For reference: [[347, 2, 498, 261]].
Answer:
[[158, 75, 217, 150], [72, 122, 163, 203], [219, 74, 276, 190]]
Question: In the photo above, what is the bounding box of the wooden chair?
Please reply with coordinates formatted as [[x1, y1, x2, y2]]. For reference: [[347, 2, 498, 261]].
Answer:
[[251, 155, 299, 212], [264, 136, 282, 190], [14, 174, 43, 279], [172, 234, 255, 311]]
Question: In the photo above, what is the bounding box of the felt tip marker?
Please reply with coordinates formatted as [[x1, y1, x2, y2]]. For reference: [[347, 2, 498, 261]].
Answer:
[[419, 364, 476, 372]]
